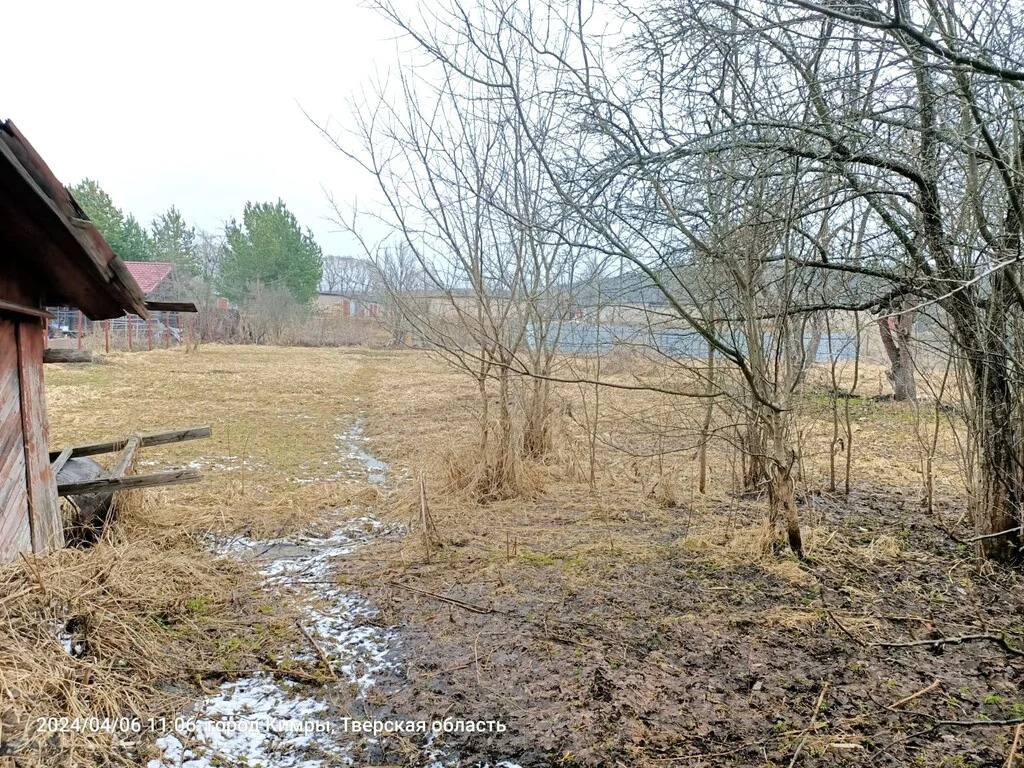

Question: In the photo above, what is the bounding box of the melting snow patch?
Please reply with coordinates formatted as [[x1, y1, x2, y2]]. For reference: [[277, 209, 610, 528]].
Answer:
[[150, 515, 398, 768], [148, 421, 398, 768], [148, 676, 343, 768]]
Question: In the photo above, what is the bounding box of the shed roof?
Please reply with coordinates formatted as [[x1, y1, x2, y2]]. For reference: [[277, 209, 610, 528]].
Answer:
[[124, 262, 174, 294], [0, 120, 148, 320]]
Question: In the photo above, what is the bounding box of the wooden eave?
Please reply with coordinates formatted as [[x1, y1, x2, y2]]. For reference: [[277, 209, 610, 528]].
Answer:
[[0, 120, 148, 320]]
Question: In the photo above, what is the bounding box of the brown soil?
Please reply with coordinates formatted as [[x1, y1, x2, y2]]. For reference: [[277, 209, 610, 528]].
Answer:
[[346, 351, 1024, 768]]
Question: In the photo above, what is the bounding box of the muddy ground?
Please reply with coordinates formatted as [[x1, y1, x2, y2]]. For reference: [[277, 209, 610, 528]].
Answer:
[[333, 486, 1024, 767]]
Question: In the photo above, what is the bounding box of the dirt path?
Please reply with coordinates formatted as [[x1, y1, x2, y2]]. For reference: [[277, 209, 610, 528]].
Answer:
[[145, 421, 400, 767], [143, 415, 525, 768]]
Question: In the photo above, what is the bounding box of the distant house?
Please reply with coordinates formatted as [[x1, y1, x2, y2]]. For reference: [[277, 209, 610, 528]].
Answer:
[[316, 292, 380, 318], [123, 261, 176, 300], [0, 120, 147, 561]]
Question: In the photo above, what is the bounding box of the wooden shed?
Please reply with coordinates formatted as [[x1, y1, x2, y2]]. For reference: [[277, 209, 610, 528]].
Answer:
[[0, 120, 148, 562]]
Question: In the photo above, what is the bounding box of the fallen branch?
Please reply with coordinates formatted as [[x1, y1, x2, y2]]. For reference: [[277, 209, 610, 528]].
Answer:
[[389, 581, 492, 614], [1006, 723, 1024, 768], [934, 717, 1024, 728], [788, 683, 828, 768], [873, 633, 1024, 657], [296, 622, 338, 681], [826, 611, 866, 646], [886, 679, 941, 710]]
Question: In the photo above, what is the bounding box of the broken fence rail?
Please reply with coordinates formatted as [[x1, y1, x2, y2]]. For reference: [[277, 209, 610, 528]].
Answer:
[[51, 425, 211, 497], [49, 426, 212, 462], [57, 468, 201, 496]]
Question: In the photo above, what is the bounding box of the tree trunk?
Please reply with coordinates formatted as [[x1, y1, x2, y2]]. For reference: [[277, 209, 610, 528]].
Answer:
[[969, 352, 1024, 564], [767, 460, 803, 558], [877, 300, 916, 401], [742, 406, 770, 490], [523, 375, 551, 459], [765, 412, 803, 558]]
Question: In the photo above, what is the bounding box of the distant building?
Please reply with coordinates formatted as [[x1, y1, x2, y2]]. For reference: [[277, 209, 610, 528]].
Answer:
[[123, 261, 176, 300], [316, 292, 380, 318]]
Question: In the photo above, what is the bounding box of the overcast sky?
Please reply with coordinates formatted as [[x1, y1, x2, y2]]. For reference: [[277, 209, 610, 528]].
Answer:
[[2, 0, 393, 255]]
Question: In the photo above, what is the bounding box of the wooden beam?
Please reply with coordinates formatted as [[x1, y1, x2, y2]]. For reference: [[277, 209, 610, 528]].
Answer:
[[50, 446, 73, 477], [146, 301, 198, 313], [48, 426, 212, 462], [111, 436, 140, 478], [57, 468, 201, 496], [43, 349, 93, 364], [0, 299, 51, 320]]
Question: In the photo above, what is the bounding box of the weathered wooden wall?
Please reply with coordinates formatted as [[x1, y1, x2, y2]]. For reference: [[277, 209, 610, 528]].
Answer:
[[0, 319, 33, 561], [0, 277, 64, 561], [17, 319, 62, 552]]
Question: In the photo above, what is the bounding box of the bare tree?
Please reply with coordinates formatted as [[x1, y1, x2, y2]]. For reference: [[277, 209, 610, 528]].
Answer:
[[342, 0, 1024, 564], [321, 255, 377, 297]]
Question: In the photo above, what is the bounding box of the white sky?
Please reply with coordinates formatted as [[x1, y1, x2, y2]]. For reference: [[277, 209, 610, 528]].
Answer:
[[2, 0, 394, 255]]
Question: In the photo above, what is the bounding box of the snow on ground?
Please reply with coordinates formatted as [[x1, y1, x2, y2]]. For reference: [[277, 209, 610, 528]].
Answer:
[[147, 425, 396, 768], [146, 420, 524, 768]]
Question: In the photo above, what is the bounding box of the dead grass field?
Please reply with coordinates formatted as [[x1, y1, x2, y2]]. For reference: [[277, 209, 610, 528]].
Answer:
[[358, 350, 1024, 768], [1, 345, 386, 767], [2, 344, 1023, 767]]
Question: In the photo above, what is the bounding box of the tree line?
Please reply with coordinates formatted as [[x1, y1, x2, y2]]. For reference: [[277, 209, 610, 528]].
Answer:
[[69, 179, 324, 305]]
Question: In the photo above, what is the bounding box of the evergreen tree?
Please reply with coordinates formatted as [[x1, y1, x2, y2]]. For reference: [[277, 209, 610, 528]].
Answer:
[[152, 206, 199, 275], [221, 200, 323, 303]]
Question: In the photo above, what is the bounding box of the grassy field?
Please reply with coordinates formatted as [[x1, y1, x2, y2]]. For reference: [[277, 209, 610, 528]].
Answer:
[[2, 344, 1022, 767]]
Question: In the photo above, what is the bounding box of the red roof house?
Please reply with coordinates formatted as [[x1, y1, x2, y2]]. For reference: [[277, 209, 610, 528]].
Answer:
[[123, 261, 174, 296]]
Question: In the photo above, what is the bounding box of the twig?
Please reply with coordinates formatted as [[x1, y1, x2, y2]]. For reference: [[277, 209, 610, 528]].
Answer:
[[966, 526, 1024, 543], [873, 633, 1024, 657], [389, 581, 493, 614], [826, 611, 865, 646], [419, 472, 431, 564], [886, 679, 941, 710], [1006, 723, 1024, 768], [935, 717, 1024, 728], [18, 553, 47, 598], [788, 683, 828, 768], [296, 621, 338, 681]]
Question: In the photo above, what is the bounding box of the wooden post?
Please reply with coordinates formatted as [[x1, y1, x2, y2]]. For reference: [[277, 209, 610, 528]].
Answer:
[[147, 316, 153, 351], [16, 321, 64, 552], [186, 315, 193, 350], [164, 312, 170, 349], [126, 316, 132, 351], [104, 319, 110, 353], [419, 472, 431, 564], [76, 310, 83, 350]]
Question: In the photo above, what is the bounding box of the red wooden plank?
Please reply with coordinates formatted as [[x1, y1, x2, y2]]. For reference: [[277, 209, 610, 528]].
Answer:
[[0, 319, 31, 562], [15, 320, 63, 553]]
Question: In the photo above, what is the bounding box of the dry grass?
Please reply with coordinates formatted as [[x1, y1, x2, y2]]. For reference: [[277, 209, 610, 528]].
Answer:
[[360, 349, 967, 566], [0, 342, 977, 767], [0, 521, 300, 766], [2, 344, 391, 766]]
